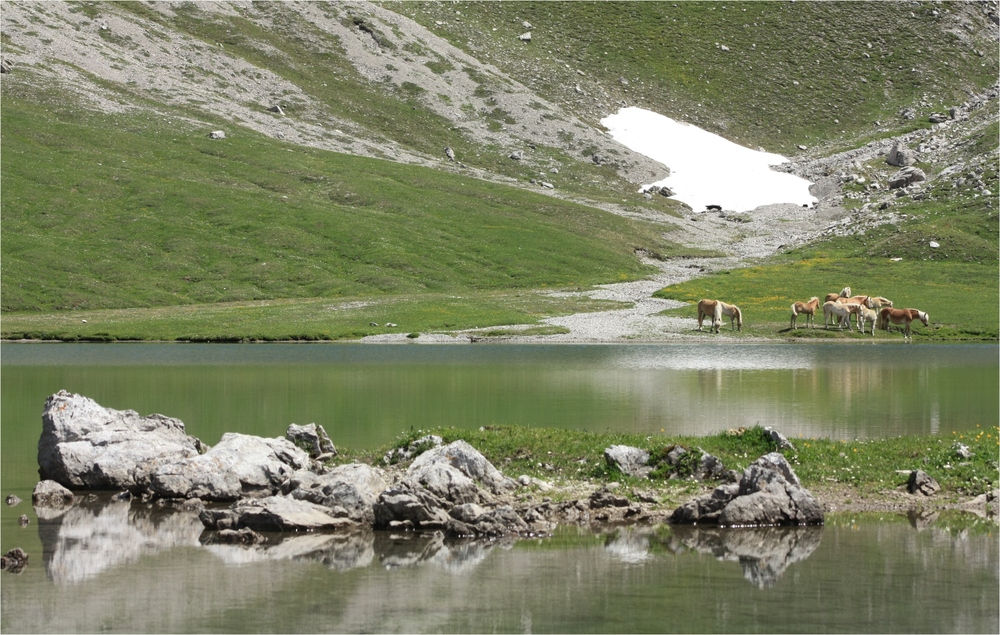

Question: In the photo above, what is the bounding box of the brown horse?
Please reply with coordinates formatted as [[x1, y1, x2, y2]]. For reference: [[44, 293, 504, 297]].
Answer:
[[879, 308, 929, 340], [697, 299, 722, 333], [790, 297, 820, 329], [824, 287, 852, 303]]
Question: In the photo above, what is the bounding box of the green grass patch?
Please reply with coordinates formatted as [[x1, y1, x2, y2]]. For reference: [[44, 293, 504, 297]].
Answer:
[[653, 258, 998, 340], [347, 424, 999, 502], [0, 291, 625, 342], [1, 95, 684, 316]]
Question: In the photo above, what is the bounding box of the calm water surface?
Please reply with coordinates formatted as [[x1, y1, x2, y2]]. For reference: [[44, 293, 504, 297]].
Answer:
[[1, 342, 997, 632]]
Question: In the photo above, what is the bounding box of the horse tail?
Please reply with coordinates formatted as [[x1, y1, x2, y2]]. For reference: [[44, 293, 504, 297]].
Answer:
[[734, 306, 743, 330]]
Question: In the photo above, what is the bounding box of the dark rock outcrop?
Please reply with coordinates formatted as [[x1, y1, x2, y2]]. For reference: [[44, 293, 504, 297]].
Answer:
[[670, 453, 823, 527], [907, 469, 940, 496]]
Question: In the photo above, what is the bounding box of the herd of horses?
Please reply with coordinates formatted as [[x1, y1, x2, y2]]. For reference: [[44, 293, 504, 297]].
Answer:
[[696, 287, 930, 340]]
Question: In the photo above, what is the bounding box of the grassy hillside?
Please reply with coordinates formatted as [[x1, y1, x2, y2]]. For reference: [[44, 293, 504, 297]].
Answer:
[[1, 1, 996, 341], [394, 1, 999, 152], [1, 92, 692, 314]]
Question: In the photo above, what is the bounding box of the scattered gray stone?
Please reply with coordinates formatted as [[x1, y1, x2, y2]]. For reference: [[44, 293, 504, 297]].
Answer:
[[31, 480, 75, 508], [888, 166, 926, 189], [286, 423, 336, 459], [445, 146, 456, 161], [696, 451, 727, 480], [5, 495, 21, 507], [886, 141, 918, 166], [928, 112, 950, 123], [202, 495, 353, 532], [374, 484, 453, 529], [604, 445, 652, 479], [1, 548, 28, 573], [518, 31, 531, 42], [907, 470, 940, 496], [765, 427, 797, 452], [953, 443, 973, 459], [589, 489, 630, 509], [406, 461, 487, 506], [509, 150, 523, 161], [208, 130, 226, 139], [383, 434, 443, 465]]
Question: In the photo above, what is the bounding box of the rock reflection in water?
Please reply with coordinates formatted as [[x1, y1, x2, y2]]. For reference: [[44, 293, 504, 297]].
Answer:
[[202, 528, 503, 574], [37, 493, 824, 589], [668, 524, 824, 588], [36, 495, 204, 584]]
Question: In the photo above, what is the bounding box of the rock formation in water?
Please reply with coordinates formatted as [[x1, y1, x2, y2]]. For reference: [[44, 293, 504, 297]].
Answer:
[[669, 452, 824, 526]]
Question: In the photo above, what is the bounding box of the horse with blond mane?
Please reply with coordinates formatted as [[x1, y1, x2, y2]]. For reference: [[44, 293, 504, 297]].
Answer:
[[823, 301, 861, 330], [823, 287, 852, 303], [790, 297, 820, 329], [858, 305, 878, 336], [879, 307, 929, 340], [834, 294, 875, 329], [719, 301, 743, 331], [697, 299, 722, 333]]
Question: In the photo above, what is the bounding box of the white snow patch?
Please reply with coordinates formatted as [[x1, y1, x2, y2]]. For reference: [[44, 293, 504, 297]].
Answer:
[[601, 107, 817, 213]]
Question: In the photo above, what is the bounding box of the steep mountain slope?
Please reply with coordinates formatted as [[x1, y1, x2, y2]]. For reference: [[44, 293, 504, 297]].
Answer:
[[1, 1, 996, 336]]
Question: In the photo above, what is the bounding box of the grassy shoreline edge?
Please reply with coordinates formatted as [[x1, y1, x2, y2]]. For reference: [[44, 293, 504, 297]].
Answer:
[[334, 424, 999, 522]]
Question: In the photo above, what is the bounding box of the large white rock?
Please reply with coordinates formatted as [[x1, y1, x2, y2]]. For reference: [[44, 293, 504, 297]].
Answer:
[[38, 391, 203, 490], [147, 433, 310, 501]]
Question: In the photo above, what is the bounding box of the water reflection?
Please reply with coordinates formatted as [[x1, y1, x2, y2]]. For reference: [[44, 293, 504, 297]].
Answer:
[[7, 495, 997, 633], [667, 525, 824, 588], [35, 495, 204, 585], [34, 496, 830, 588]]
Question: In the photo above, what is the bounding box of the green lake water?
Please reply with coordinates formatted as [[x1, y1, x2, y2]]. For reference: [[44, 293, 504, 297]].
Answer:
[[1, 342, 997, 632]]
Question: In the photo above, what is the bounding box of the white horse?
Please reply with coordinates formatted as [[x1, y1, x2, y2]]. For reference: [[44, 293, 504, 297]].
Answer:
[[834, 295, 875, 328], [823, 301, 861, 330], [857, 305, 878, 336], [718, 301, 743, 331]]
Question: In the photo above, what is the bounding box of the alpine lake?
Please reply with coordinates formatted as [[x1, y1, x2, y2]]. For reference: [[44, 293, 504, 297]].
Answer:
[[1, 342, 997, 633]]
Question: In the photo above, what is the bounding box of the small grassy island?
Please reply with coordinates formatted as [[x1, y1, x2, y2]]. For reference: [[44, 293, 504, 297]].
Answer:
[[340, 423, 999, 519]]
